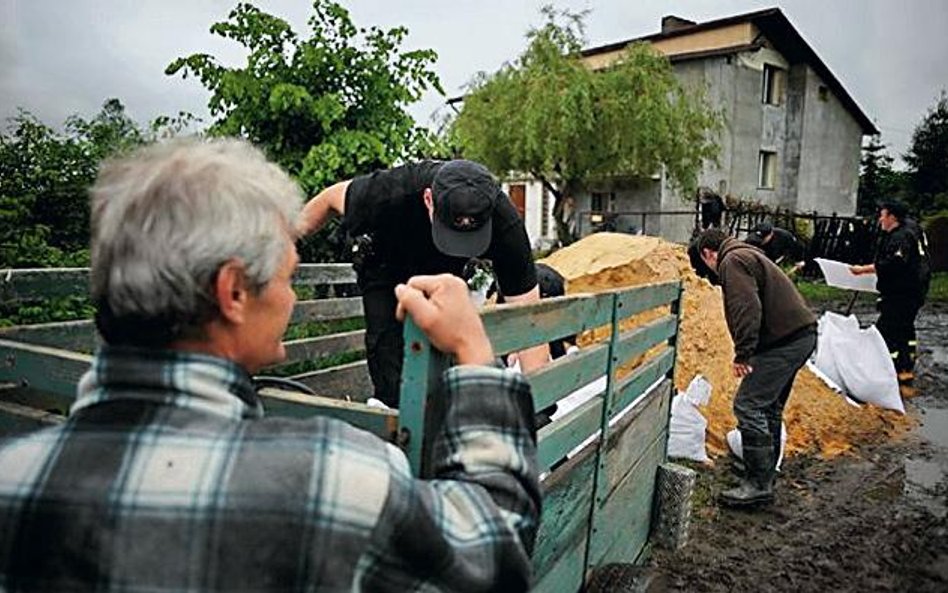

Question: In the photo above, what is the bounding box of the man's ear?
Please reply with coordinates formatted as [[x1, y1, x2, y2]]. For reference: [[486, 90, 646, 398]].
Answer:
[[423, 188, 434, 214], [215, 260, 248, 324]]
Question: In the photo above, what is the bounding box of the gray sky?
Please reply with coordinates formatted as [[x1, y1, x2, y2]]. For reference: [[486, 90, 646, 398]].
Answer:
[[3, 0, 946, 166]]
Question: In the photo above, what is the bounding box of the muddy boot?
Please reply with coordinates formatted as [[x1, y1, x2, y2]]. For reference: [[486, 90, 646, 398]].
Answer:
[[729, 453, 746, 478], [720, 433, 774, 508]]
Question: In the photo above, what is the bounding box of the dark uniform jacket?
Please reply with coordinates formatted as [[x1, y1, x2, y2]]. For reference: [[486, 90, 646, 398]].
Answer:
[[875, 224, 926, 300], [716, 239, 816, 364]]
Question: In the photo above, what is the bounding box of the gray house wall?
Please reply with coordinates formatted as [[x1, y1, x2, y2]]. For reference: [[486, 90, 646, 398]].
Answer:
[[578, 40, 865, 243], [795, 66, 863, 215]]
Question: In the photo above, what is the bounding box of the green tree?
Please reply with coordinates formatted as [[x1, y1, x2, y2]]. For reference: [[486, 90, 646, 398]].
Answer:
[[167, 1, 442, 261], [857, 134, 905, 216], [450, 7, 722, 244], [904, 92, 948, 215], [166, 1, 443, 260], [0, 99, 150, 267]]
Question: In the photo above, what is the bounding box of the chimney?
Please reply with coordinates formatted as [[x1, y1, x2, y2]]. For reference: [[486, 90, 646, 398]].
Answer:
[[661, 15, 696, 34]]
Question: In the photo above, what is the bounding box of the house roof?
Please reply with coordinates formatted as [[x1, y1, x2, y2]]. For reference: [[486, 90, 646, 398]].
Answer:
[[581, 7, 878, 135]]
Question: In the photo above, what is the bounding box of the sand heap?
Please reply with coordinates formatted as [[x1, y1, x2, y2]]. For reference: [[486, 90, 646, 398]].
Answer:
[[541, 233, 912, 458]]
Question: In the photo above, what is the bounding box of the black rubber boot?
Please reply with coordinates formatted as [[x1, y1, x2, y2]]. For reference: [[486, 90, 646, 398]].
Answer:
[[720, 432, 775, 508]]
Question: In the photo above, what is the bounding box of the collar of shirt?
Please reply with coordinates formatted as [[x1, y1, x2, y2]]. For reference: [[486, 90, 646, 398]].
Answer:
[[72, 346, 264, 421]]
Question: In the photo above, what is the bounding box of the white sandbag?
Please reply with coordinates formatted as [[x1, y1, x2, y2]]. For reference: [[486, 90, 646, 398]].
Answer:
[[806, 361, 863, 408], [727, 424, 787, 471], [813, 312, 859, 389], [667, 375, 712, 463], [835, 324, 904, 413], [813, 312, 903, 414]]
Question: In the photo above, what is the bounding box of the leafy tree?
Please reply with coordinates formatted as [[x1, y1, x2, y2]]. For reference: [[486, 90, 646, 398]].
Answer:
[[904, 92, 948, 214], [0, 99, 150, 267], [166, 1, 443, 261], [450, 6, 722, 244], [857, 134, 905, 216]]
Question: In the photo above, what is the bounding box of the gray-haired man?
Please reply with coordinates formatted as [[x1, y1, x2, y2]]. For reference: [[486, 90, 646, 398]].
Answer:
[[0, 139, 540, 591]]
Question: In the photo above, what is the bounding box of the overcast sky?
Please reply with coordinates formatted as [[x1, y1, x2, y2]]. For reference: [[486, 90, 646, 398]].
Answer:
[[3, 0, 946, 167]]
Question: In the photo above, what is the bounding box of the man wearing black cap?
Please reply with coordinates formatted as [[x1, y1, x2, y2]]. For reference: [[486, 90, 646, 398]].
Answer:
[[850, 200, 931, 390], [745, 221, 806, 270], [298, 160, 544, 407]]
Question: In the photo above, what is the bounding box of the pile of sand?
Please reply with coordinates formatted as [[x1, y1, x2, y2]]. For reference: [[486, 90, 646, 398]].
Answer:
[[541, 233, 912, 458]]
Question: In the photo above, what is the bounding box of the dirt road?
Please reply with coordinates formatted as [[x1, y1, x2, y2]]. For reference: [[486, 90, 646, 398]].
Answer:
[[648, 303, 948, 592]]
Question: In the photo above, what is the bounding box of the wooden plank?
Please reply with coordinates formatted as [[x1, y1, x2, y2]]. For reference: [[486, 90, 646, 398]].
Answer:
[[536, 396, 603, 472], [602, 379, 672, 495], [258, 387, 398, 439], [612, 315, 678, 367], [587, 433, 666, 567], [531, 444, 598, 589], [0, 268, 88, 301], [397, 317, 452, 476], [0, 339, 91, 402], [292, 264, 358, 286], [531, 528, 587, 593], [290, 297, 364, 324], [0, 399, 65, 436], [277, 330, 365, 367], [0, 265, 357, 303], [614, 281, 681, 320], [0, 319, 98, 352], [527, 342, 608, 411], [482, 292, 615, 354], [0, 385, 76, 418], [611, 348, 675, 413], [290, 360, 373, 401]]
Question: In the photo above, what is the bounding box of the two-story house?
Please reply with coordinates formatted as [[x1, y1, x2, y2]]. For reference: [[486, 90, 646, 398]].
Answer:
[[500, 7, 878, 246]]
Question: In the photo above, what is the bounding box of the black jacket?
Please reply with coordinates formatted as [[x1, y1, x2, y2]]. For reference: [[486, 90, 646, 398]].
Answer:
[[875, 224, 926, 299]]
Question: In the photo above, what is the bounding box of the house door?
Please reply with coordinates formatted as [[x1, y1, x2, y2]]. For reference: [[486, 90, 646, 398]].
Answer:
[[508, 184, 526, 219]]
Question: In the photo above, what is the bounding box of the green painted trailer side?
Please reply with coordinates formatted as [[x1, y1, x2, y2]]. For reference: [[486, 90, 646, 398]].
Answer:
[[397, 281, 683, 591], [0, 266, 683, 592]]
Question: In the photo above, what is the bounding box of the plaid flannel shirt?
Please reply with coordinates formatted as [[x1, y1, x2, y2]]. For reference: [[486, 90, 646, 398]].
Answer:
[[0, 346, 540, 592]]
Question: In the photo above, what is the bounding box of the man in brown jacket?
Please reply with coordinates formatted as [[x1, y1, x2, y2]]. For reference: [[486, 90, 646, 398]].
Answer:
[[693, 229, 817, 507]]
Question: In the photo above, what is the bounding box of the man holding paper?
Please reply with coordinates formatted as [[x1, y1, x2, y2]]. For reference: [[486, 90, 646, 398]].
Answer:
[[851, 200, 929, 387]]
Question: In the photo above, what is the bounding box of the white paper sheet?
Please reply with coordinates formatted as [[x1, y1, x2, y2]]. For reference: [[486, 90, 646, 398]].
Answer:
[[814, 257, 878, 293]]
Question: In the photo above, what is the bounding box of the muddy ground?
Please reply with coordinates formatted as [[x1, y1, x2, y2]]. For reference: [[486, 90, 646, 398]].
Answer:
[[648, 300, 948, 593]]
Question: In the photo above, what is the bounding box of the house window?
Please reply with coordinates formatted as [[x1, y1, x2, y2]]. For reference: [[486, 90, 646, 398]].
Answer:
[[758, 151, 777, 189], [590, 192, 615, 212], [818, 85, 829, 102], [762, 64, 785, 105]]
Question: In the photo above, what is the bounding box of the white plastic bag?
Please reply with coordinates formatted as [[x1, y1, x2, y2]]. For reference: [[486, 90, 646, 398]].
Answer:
[[813, 312, 903, 413], [667, 375, 712, 463], [813, 312, 858, 388], [727, 424, 787, 471]]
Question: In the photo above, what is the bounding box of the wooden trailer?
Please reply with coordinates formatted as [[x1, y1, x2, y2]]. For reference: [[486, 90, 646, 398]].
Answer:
[[0, 265, 691, 592]]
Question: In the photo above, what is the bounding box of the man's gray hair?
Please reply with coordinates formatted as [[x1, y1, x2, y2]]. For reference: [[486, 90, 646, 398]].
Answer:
[[90, 137, 303, 346]]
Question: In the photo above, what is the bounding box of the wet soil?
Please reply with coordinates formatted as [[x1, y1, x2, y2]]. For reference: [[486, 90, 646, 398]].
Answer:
[[649, 301, 948, 592]]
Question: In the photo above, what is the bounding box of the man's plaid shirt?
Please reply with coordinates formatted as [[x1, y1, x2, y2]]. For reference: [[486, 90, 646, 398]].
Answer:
[[0, 347, 540, 592]]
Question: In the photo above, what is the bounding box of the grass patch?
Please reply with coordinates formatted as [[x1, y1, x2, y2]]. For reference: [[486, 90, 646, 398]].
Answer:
[[928, 272, 948, 302], [794, 279, 852, 302], [283, 317, 364, 340]]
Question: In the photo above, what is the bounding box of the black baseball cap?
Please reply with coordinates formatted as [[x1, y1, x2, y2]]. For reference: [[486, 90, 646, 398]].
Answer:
[[430, 160, 499, 257], [753, 221, 774, 237]]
